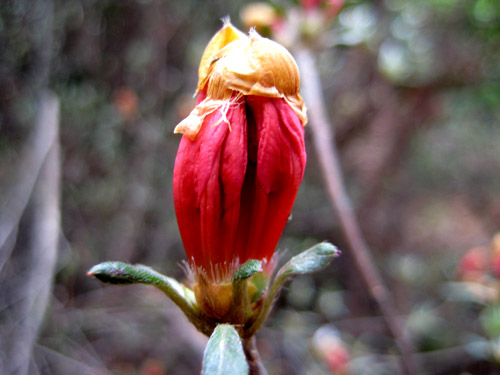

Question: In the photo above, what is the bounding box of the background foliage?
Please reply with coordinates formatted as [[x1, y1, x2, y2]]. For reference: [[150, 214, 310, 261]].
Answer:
[[1, 0, 500, 374]]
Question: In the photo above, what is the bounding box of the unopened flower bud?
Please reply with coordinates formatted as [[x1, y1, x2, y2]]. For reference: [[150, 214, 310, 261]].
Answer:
[[173, 21, 307, 320]]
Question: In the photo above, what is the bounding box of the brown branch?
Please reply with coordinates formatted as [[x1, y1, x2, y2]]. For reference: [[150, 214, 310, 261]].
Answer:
[[242, 336, 268, 375], [295, 48, 417, 375]]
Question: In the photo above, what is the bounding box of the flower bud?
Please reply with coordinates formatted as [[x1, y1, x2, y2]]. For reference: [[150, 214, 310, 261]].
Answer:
[[173, 22, 307, 319]]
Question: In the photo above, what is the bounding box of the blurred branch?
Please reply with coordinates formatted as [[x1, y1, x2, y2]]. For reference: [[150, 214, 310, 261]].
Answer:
[[0, 0, 60, 373], [295, 48, 417, 375], [0, 95, 58, 270], [34, 344, 114, 375], [1, 92, 60, 375], [0, 0, 56, 269]]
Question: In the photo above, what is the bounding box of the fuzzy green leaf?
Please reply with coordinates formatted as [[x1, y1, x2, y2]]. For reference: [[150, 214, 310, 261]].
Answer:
[[89, 262, 160, 284], [202, 324, 249, 375], [275, 242, 340, 282], [88, 261, 196, 306], [246, 242, 340, 337], [87, 261, 217, 336]]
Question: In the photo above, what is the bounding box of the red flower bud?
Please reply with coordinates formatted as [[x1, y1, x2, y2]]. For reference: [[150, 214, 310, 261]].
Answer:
[[173, 22, 307, 284], [456, 246, 489, 281], [301, 0, 322, 11]]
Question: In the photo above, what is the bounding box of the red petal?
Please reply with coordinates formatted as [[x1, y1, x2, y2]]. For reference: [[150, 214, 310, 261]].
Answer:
[[174, 94, 306, 280], [236, 96, 306, 262], [173, 96, 247, 278]]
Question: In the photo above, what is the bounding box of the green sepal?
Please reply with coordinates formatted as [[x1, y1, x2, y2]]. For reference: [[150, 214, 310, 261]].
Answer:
[[201, 324, 249, 375], [233, 259, 262, 281], [88, 261, 215, 336], [249, 272, 267, 303], [230, 259, 262, 324]]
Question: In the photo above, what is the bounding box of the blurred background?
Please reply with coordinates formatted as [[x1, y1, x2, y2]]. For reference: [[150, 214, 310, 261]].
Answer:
[[1, 0, 500, 374]]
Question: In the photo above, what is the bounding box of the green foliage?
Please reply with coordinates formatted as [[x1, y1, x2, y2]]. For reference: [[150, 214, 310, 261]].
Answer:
[[245, 243, 340, 337], [273, 242, 340, 285], [87, 262, 198, 308], [87, 261, 218, 336], [202, 325, 249, 375], [481, 305, 500, 340]]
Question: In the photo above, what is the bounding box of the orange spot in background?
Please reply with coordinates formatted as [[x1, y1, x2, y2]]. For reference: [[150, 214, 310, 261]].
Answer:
[[113, 87, 139, 119]]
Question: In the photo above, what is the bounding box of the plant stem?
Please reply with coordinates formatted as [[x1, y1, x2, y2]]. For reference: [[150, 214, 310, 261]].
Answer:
[[295, 48, 418, 375], [242, 336, 268, 375]]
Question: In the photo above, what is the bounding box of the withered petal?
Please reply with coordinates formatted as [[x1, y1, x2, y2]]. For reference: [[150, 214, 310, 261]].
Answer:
[[174, 22, 307, 140]]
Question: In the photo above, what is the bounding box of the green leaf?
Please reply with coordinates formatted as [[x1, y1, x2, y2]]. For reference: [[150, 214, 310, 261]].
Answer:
[[88, 262, 193, 301], [88, 262, 216, 336], [233, 259, 262, 281], [246, 242, 340, 337], [88, 262, 159, 284], [274, 242, 340, 283], [88, 261, 196, 308], [202, 324, 249, 375]]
